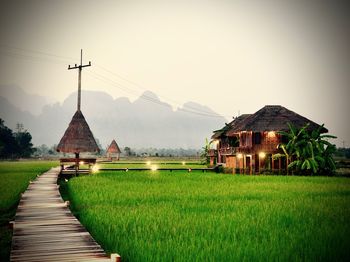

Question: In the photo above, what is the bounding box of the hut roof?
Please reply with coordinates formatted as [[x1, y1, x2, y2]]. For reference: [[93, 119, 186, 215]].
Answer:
[[211, 114, 251, 139], [226, 105, 327, 135], [57, 110, 100, 153], [106, 139, 121, 154]]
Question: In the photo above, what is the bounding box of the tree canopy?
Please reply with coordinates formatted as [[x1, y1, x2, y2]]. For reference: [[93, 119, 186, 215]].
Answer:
[[0, 119, 35, 159]]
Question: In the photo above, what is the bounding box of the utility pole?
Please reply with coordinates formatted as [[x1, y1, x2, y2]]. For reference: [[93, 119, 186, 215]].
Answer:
[[68, 50, 91, 173], [68, 49, 91, 111]]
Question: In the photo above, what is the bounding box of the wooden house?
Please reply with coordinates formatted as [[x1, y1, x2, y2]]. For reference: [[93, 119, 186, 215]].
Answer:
[[209, 105, 327, 173], [106, 139, 121, 160]]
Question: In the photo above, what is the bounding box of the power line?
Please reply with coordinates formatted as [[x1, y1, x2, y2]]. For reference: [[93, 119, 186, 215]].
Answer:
[[0, 49, 66, 65], [94, 63, 226, 117], [0, 44, 76, 62], [0, 44, 230, 119], [86, 71, 225, 118], [90, 65, 228, 118]]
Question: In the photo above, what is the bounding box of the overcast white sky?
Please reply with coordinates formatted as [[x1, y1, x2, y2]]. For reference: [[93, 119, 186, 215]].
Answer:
[[0, 0, 349, 147]]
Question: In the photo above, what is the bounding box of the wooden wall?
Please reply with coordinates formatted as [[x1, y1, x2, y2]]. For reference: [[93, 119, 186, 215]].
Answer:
[[252, 131, 280, 153], [226, 156, 236, 168]]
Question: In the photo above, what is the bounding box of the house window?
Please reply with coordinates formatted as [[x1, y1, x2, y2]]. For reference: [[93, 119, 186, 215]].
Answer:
[[253, 132, 261, 145], [239, 132, 252, 147], [228, 136, 239, 147]]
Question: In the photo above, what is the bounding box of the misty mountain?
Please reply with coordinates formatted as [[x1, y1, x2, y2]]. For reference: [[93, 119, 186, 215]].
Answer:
[[0, 85, 54, 115], [0, 89, 227, 149]]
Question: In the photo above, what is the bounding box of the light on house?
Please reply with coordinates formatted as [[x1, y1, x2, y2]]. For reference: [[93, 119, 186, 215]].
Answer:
[[259, 152, 266, 158]]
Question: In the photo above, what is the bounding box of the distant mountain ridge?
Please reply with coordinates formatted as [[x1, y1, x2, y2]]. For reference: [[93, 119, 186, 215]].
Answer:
[[0, 88, 227, 149], [0, 85, 54, 115]]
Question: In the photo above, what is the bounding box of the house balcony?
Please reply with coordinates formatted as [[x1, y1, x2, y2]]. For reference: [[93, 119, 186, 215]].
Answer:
[[219, 147, 237, 155], [208, 149, 217, 157]]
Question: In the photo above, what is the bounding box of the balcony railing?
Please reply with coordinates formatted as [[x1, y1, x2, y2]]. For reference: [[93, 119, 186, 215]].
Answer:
[[219, 147, 237, 155]]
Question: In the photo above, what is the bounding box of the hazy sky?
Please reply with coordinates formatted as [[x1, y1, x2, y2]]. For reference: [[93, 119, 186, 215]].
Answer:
[[0, 0, 349, 147]]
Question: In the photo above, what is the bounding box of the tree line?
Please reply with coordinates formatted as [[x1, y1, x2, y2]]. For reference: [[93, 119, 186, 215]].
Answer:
[[123, 147, 200, 157], [0, 119, 35, 159]]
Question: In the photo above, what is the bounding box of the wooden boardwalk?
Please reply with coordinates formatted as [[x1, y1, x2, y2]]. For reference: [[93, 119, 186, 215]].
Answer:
[[10, 167, 120, 262]]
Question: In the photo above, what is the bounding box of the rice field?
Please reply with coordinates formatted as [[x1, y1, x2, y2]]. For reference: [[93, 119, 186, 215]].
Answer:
[[96, 160, 206, 169], [0, 161, 58, 261], [64, 170, 350, 261]]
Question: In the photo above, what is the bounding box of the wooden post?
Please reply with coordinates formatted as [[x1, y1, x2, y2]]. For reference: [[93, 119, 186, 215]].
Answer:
[[75, 152, 79, 176], [279, 157, 281, 173], [77, 59, 82, 111], [243, 155, 246, 174], [110, 253, 121, 262], [250, 156, 252, 175], [68, 49, 91, 112]]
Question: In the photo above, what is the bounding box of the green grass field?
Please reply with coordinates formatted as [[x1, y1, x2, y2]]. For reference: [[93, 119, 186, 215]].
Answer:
[[64, 170, 350, 261], [0, 161, 58, 261], [97, 160, 206, 169]]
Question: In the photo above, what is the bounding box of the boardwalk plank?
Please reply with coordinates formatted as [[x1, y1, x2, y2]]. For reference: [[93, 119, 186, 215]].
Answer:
[[10, 167, 118, 262]]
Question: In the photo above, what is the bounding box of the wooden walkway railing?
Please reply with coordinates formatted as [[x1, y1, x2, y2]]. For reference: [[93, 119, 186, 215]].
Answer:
[[10, 167, 120, 262]]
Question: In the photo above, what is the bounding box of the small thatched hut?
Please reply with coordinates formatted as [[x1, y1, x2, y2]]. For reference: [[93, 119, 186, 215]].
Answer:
[[57, 110, 100, 154], [106, 139, 121, 160]]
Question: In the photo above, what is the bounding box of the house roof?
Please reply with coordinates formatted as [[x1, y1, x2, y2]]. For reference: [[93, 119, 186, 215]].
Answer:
[[211, 114, 251, 139], [225, 105, 327, 135], [211, 125, 230, 139], [56, 110, 100, 153], [106, 139, 121, 154]]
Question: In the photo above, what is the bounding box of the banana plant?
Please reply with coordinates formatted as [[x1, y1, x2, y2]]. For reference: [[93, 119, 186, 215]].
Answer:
[[201, 138, 213, 165], [275, 123, 337, 175]]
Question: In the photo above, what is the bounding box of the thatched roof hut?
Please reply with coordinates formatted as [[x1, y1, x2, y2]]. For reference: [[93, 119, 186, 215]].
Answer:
[[106, 139, 121, 154], [209, 105, 328, 172], [57, 110, 100, 153], [212, 114, 251, 139], [226, 105, 327, 136], [106, 139, 121, 160]]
